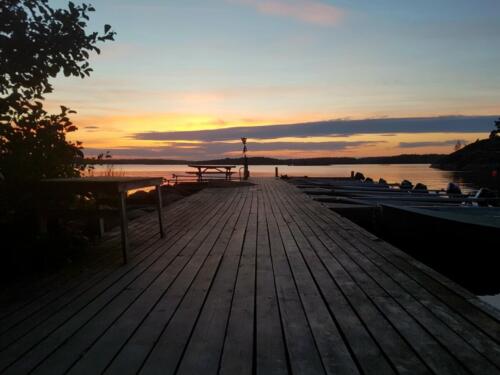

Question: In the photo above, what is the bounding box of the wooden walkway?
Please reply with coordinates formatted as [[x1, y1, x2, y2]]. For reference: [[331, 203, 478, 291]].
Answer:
[[1, 178, 500, 375]]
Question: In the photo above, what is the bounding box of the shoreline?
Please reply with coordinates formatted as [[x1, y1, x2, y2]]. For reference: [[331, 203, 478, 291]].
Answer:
[[80, 154, 445, 166]]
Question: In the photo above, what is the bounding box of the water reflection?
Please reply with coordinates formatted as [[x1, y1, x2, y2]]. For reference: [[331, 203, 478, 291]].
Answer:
[[449, 169, 500, 192], [93, 163, 497, 192]]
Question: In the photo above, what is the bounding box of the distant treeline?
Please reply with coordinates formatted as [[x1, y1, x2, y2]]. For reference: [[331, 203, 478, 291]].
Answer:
[[81, 154, 445, 166]]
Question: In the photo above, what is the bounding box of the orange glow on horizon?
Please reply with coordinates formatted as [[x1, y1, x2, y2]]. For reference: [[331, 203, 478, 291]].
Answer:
[[64, 108, 492, 159]]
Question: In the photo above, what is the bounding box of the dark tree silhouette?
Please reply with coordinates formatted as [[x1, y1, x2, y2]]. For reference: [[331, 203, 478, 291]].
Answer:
[[0, 0, 115, 182], [490, 118, 500, 139]]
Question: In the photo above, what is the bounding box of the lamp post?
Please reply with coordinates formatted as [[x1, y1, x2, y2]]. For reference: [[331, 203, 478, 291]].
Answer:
[[241, 137, 250, 180]]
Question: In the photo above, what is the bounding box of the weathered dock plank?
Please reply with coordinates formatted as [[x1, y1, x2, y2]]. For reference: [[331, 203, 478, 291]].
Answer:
[[253, 186, 289, 375], [218, 192, 258, 375], [270, 182, 496, 373], [0, 192, 215, 347], [1, 178, 499, 375], [1, 189, 237, 374]]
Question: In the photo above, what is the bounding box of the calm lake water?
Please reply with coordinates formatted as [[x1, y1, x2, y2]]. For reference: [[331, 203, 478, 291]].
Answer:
[[93, 163, 491, 192], [93, 163, 499, 309]]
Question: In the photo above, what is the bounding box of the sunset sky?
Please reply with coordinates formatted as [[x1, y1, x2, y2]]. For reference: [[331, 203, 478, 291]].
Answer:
[[47, 0, 500, 159]]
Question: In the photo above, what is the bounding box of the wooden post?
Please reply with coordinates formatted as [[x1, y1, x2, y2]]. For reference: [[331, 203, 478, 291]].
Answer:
[[156, 184, 165, 238], [275, 167, 279, 178], [98, 214, 105, 237], [96, 196, 105, 238], [119, 191, 129, 264]]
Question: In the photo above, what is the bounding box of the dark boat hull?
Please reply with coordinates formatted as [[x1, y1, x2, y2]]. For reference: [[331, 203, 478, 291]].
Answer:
[[378, 205, 500, 294]]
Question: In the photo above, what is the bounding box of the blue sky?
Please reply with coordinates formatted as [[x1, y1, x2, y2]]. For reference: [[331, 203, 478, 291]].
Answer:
[[46, 0, 500, 158]]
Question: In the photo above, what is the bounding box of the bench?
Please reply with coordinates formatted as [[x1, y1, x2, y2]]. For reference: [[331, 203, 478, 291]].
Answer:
[[187, 165, 236, 182], [39, 177, 165, 264]]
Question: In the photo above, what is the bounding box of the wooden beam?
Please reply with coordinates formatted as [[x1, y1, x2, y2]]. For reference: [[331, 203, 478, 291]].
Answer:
[[119, 191, 129, 264], [155, 185, 165, 238]]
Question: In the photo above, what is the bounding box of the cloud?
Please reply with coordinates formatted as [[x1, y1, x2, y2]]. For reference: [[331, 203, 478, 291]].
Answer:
[[228, 0, 343, 27], [84, 140, 380, 159], [82, 125, 101, 133], [133, 116, 496, 142], [398, 140, 468, 148]]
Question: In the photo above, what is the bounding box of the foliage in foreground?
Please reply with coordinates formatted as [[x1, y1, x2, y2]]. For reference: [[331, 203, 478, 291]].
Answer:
[[0, 0, 114, 276], [0, 0, 115, 182]]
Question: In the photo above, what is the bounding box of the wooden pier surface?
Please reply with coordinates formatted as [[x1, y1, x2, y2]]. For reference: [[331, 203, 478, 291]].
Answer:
[[1, 178, 500, 374]]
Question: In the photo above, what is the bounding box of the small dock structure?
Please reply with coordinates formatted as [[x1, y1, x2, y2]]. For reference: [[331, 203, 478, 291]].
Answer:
[[1, 178, 500, 374]]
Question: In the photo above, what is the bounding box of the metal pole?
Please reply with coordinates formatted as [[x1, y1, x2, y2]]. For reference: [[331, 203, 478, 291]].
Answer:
[[244, 154, 249, 179], [119, 191, 129, 264], [155, 184, 165, 238], [241, 137, 249, 180]]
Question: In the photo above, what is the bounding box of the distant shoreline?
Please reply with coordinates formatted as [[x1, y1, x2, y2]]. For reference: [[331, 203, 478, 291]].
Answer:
[[81, 154, 445, 166]]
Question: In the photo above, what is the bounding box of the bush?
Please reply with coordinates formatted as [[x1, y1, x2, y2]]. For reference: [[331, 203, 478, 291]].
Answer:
[[0, 0, 115, 184], [0, 0, 114, 276]]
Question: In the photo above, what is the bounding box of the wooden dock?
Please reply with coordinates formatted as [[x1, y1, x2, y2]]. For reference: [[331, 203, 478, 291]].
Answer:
[[1, 178, 500, 374]]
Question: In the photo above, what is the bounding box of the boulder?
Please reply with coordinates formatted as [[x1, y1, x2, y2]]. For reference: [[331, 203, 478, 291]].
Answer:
[[400, 180, 413, 190], [414, 183, 428, 192], [446, 182, 462, 195], [378, 178, 388, 186], [354, 172, 365, 180]]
